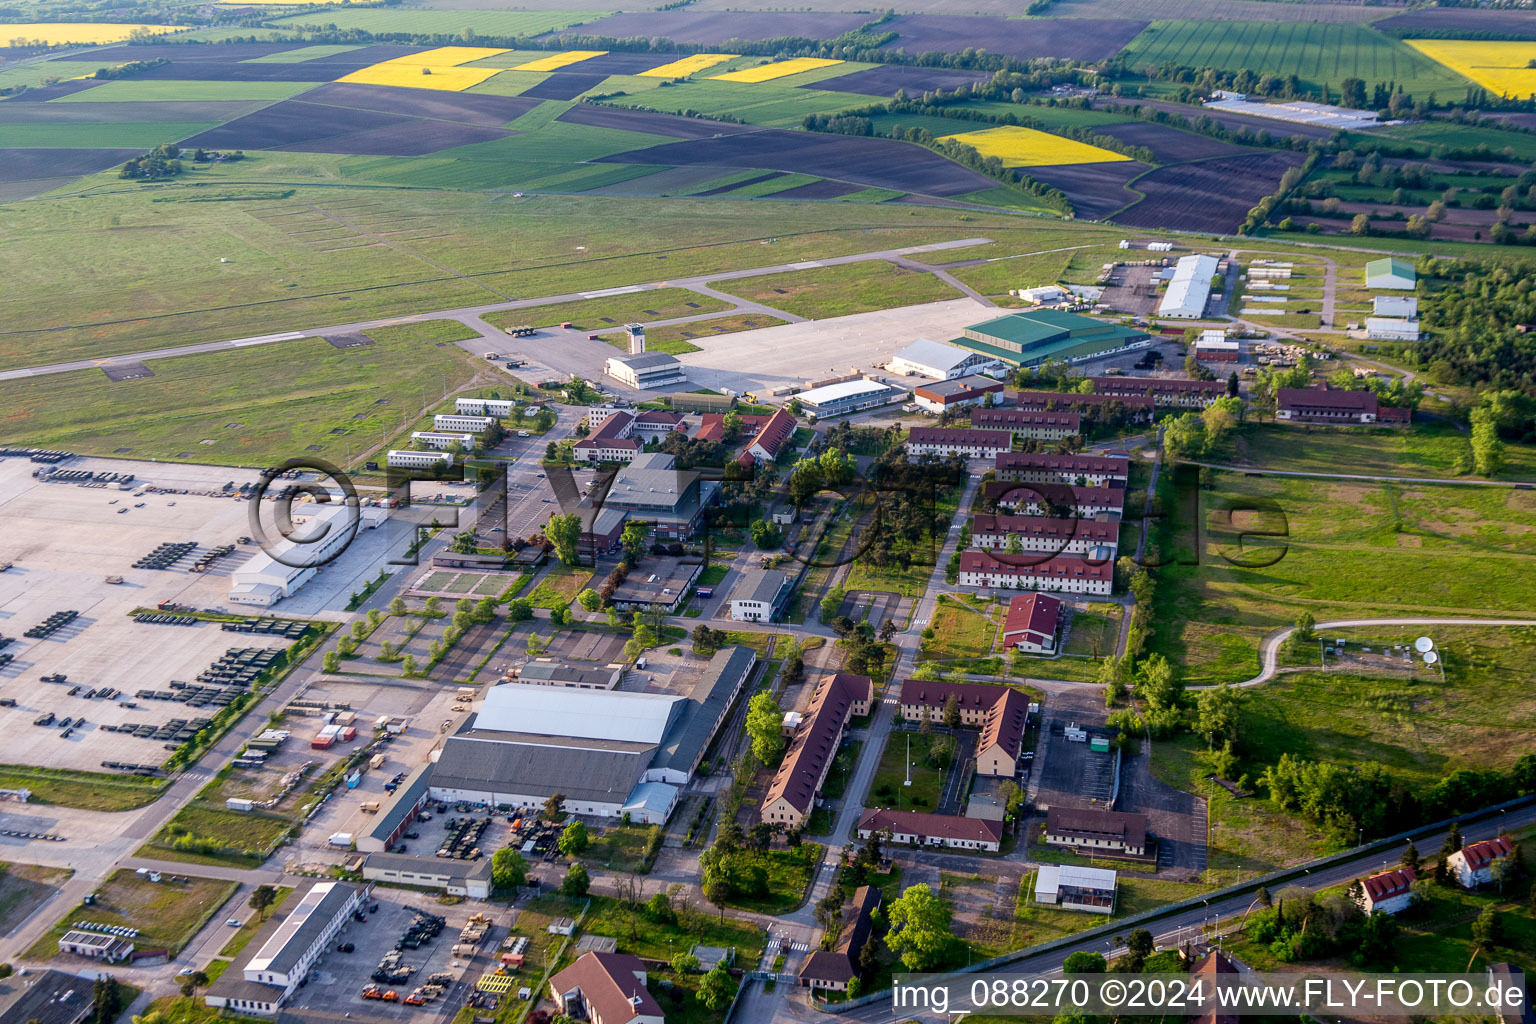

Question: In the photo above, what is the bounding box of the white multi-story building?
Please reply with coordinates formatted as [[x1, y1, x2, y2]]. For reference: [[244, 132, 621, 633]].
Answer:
[[410, 431, 477, 451], [456, 397, 516, 418], [433, 414, 496, 433], [386, 449, 454, 470], [204, 880, 367, 1016]]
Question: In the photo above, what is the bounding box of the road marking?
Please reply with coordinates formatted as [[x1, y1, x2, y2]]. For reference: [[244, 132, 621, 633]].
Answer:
[[581, 285, 646, 298], [229, 331, 305, 347], [788, 260, 823, 269]]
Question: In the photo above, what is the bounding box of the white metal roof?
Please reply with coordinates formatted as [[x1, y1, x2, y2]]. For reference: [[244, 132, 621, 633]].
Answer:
[[1372, 296, 1418, 318], [477, 684, 684, 743], [1157, 254, 1219, 319], [892, 338, 979, 374], [798, 378, 898, 406], [1035, 863, 1117, 896]]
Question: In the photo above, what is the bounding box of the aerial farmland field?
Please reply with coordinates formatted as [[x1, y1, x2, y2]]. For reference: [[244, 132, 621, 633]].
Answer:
[[1120, 21, 1470, 96]]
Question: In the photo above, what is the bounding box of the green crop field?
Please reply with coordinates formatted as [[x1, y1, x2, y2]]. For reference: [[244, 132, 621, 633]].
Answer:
[[484, 287, 730, 332], [1119, 21, 1469, 97], [0, 320, 483, 467], [712, 172, 822, 198], [0, 122, 217, 148], [1375, 121, 1536, 161], [708, 259, 964, 318], [1150, 469, 1536, 684], [0, 60, 107, 89], [599, 77, 882, 129], [244, 44, 364, 63], [269, 9, 608, 35], [55, 79, 313, 102]]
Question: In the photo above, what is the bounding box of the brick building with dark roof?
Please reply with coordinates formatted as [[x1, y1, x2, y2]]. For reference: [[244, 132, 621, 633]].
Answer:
[[980, 481, 1126, 518], [1090, 376, 1225, 408], [958, 551, 1113, 595], [970, 514, 1119, 559], [897, 679, 1029, 776], [965, 407, 1081, 440], [994, 451, 1129, 485], [1044, 807, 1148, 857], [1009, 390, 1154, 421], [798, 885, 883, 992], [761, 674, 873, 828], [1277, 386, 1411, 425], [858, 808, 1004, 852]]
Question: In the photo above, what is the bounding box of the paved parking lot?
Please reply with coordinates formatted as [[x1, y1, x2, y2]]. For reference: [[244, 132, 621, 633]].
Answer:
[[286, 890, 500, 1022]]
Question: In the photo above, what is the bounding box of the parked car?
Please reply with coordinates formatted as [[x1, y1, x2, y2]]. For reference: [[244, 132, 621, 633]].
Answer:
[[337, 943, 355, 953], [226, 919, 242, 927]]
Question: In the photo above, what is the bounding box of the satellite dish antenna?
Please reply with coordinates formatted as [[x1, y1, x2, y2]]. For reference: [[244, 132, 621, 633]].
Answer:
[[1414, 636, 1434, 653], [1423, 650, 1439, 665]]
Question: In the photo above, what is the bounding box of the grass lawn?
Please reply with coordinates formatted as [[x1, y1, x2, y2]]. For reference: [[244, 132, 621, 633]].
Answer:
[[1150, 469, 1536, 684], [697, 563, 731, 587], [599, 313, 790, 355], [719, 846, 821, 915], [583, 825, 656, 874], [27, 869, 238, 960], [483, 288, 730, 333], [0, 764, 166, 811], [707, 260, 964, 320], [1212, 420, 1536, 481], [1245, 624, 1536, 786], [577, 892, 767, 962], [866, 731, 947, 813], [0, 320, 483, 467], [145, 803, 297, 868], [1063, 602, 1122, 659], [526, 566, 593, 610], [918, 595, 996, 661], [0, 862, 73, 935], [820, 739, 863, 802]]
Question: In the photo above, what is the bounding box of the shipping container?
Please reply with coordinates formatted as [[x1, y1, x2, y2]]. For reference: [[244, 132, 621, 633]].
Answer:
[[225, 797, 255, 812]]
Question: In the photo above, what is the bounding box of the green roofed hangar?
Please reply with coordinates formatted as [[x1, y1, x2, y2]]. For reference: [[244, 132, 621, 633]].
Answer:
[[949, 310, 1151, 368]]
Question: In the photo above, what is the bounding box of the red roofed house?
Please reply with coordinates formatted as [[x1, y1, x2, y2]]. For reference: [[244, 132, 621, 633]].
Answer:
[[1355, 866, 1416, 915], [695, 413, 727, 444], [798, 885, 883, 993], [1187, 950, 1240, 1024], [994, 451, 1129, 486], [1044, 807, 1148, 857], [574, 411, 640, 464], [905, 427, 1012, 460], [966, 407, 1082, 441], [896, 680, 1028, 776], [958, 551, 1112, 595], [1090, 376, 1224, 409], [761, 674, 873, 828], [970, 514, 1119, 559], [981, 481, 1126, 518], [632, 409, 686, 443], [1000, 593, 1062, 653], [858, 808, 1003, 853], [549, 951, 664, 1024], [747, 407, 797, 462], [1447, 835, 1515, 889]]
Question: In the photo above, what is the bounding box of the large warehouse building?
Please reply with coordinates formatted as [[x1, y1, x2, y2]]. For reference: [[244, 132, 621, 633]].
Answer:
[[888, 338, 1000, 380], [229, 502, 381, 607], [1158, 254, 1220, 319], [950, 310, 1149, 368], [796, 378, 904, 418], [423, 647, 757, 823]]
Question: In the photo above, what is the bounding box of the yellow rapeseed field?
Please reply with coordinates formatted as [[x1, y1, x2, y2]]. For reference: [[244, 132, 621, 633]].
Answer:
[[337, 64, 503, 91], [1407, 40, 1536, 98], [709, 57, 843, 83], [938, 125, 1130, 167], [637, 53, 737, 78], [511, 50, 606, 72], [336, 46, 509, 92], [0, 23, 184, 45]]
